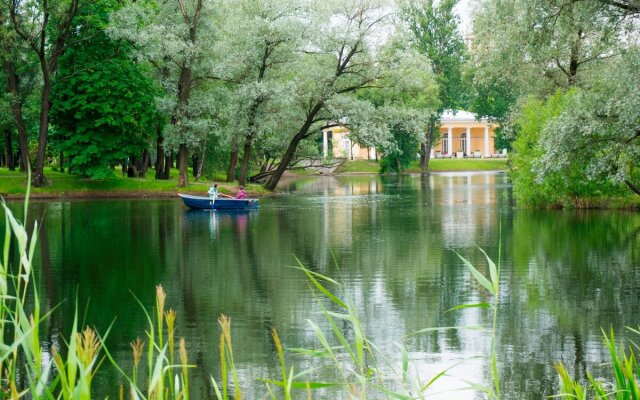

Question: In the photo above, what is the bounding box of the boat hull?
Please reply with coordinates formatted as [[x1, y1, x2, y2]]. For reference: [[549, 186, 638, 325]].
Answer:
[[178, 193, 259, 210]]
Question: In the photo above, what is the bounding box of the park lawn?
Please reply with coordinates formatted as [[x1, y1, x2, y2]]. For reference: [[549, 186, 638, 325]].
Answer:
[[335, 158, 508, 174], [406, 158, 510, 173], [0, 168, 268, 198]]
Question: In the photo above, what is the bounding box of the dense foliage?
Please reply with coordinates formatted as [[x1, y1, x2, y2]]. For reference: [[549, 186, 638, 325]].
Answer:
[[472, 0, 640, 206], [1, 0, 638, 202], [51, 0, 159, 178]]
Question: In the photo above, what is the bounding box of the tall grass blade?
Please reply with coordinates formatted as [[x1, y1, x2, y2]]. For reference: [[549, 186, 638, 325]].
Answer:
[[476, 246, 499, 295], [454, 251, 495, 295], [294, 259, 347, 309]]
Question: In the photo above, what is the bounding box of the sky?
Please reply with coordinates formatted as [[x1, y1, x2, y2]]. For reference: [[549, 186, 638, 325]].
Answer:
[[454, 0, 480, 34]]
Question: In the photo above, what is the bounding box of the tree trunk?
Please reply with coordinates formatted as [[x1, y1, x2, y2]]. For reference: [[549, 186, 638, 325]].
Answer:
[[265, 103, 323, 191], [424, 134, 433, 171], [192, 154, 199, 178], [239, 135, 253, 186], [196, 140, 207, 181], [127, 155, 138, 177], [625, 179, 640, 197], [155, 132, 165, 179], [178, 144, 188, 187], [163, 153, 172, 179], [4, 59, 30, 172], [139, 149, 150, 178], [33, 74, 52, 186], [227, 138, 239, 182], [59, 151, 65, 173], [420, 142, 427, 172], [4, 129, 15, 170]]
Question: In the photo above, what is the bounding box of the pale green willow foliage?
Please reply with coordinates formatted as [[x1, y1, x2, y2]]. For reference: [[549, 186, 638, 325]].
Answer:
[[109, 0, 440, 183], [212, 0, 309, 155], [108, 0, 222, 152], [472, 0, 631, 96], [536, 48, 640, 197]]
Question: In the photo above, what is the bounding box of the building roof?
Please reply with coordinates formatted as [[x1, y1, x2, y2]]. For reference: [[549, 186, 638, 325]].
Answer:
[[440, 109, 488, 123]]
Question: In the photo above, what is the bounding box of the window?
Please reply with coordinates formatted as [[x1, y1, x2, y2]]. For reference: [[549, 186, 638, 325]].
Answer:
[[460, 134, 467, 152], [441, 135, 448, 154]]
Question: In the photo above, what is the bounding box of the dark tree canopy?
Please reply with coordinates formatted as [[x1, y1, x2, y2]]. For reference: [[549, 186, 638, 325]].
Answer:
[[51, 0, 159, 178]]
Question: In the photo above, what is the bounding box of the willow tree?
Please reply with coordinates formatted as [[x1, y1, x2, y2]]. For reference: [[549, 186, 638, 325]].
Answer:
[[262, 0, 403, 190], [536, 48, 640, 199], [8, 0, 79, 185], [109, 0, 219, 186], [215, 0, 305, 185], [472, 0, 634, 98], [471, 0, 638, 206]]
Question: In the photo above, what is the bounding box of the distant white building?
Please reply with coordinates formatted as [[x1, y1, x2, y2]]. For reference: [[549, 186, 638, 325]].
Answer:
[[321, 110, 501, 160]]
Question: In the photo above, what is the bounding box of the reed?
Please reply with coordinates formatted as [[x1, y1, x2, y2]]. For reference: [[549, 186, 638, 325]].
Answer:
[[0, 175, 109, 398], [100, 284, 194, 400], [555, 327, 640, 400], [453, 245, 502, 399]]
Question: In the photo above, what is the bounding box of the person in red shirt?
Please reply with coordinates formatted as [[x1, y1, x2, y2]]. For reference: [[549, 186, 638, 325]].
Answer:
[[235, 186, 247, 199]]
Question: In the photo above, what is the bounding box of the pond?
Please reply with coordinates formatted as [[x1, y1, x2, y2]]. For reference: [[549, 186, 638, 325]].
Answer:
[[5, 172, 640, 399]]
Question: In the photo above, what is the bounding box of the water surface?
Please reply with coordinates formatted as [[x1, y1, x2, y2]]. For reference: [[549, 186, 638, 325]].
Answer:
[[6, 172, 640, 399]]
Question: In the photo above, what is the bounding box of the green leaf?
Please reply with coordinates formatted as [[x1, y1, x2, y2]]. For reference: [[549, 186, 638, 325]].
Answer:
[[446, 302, 493, 312], [455, 250, 496, 295]]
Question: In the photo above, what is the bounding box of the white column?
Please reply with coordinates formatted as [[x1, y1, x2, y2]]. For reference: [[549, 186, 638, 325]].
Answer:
[[465, 127, 471, 156], [447, 126, 452, 156], [322, 130, 328, 158], [484, 125, 489, 157]]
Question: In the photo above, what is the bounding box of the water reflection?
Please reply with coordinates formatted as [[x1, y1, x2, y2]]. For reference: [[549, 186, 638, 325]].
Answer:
[[184, 209, 255, 240], [2, 172, 639, 399]]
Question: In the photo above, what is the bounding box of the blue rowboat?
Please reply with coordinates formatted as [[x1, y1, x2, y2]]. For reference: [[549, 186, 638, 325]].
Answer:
[[178, 193, 259, 210]]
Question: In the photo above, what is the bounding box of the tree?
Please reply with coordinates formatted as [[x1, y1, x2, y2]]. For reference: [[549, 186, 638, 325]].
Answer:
[[262, 0, 404, 190], [536, 48, 640, 198], [50, 0, 158, 178], [401, 0, 466, 171], [109, 0, 218, 187], [1, 8, 33, 171], [215, 0, 305, 185], [471, 0, 639, 206], [9, 0, 79, 185]]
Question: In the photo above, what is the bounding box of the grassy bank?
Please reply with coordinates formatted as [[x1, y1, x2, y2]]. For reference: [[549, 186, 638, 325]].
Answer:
[[411, 158, 509, 172], [334, 158, 510, 174], [0, 168, 269, 199]]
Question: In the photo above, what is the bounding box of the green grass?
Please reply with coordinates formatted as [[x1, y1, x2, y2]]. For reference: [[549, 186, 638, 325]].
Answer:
[[334, 160, 381, 174], [0, 168, 268, 198], [334, 159, 509, 175], [419, 158, 509, 172]]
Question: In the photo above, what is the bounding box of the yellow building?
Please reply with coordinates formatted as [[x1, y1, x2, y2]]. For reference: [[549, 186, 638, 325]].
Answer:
[[321, 122, 377, 160], [321, 110, 503, 159]]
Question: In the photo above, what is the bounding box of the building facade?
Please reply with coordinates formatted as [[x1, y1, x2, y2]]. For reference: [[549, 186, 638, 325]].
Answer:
[[321, 110, 502, 160]]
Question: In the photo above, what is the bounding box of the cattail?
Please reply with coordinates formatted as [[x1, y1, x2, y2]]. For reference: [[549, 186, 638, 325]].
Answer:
[[156, 285, 166, 324], [218, 315, 232, 354], [165, 309, 176, 362], [156, 285, 167, 348], [179, 337, 188, 367], [131, 337, 144, 368], [179, 337, 189, 394], [131, 337, 144, 386], [77, 327, 100, 369]]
